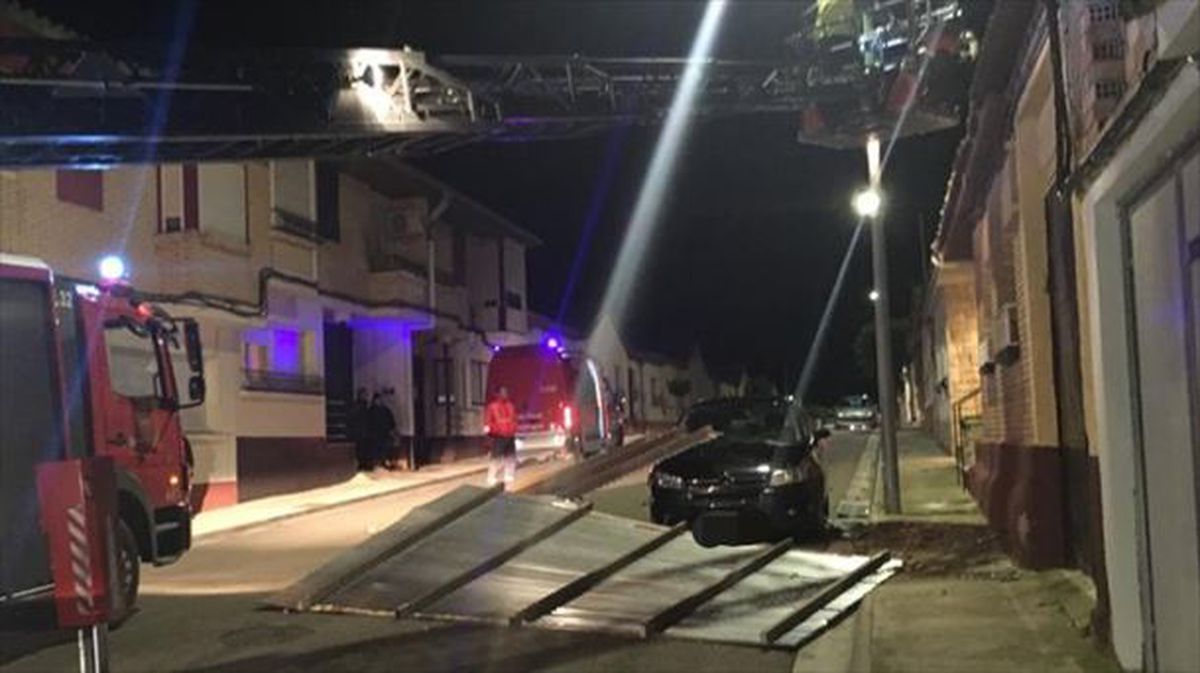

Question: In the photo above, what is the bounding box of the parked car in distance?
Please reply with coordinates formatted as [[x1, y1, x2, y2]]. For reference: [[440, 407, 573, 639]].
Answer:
[[834, 394, 878, 432], [649, 397, 828, 546]]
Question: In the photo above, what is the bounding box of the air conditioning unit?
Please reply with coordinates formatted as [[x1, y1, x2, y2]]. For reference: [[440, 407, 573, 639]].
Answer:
[[374, 199, 427, 263], [993, 302, 1020, 363], [978, 336, 995, 375]]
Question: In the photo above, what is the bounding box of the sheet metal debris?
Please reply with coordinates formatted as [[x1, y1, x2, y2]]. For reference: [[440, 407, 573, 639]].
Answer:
[[269, 485, 900, 650]]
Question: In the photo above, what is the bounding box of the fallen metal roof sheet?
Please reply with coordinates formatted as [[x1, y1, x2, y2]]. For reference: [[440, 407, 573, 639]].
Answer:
[[269, 485, 900, 650]]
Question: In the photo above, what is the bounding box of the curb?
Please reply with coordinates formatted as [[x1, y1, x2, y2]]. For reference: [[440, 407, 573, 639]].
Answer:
[[194, 457, 545, 541], [834, 432, 881, 523], [848, 592, 875, 672]]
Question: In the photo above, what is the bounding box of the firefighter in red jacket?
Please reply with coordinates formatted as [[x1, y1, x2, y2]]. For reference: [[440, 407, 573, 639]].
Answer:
[[485, 386, 518, 487]]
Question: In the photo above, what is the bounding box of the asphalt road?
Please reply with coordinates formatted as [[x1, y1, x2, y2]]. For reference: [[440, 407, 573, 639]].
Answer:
[[2, 432, 869, 673]]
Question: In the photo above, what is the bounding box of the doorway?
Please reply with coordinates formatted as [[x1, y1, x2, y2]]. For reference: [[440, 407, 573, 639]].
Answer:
[[412, 351, 427, 470], [1123, 144, 1200, 672], [323, 323, 354, 444]]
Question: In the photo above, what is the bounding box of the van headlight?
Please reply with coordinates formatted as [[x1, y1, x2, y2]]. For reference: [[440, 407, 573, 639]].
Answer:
[[653, 472, 684, 490]]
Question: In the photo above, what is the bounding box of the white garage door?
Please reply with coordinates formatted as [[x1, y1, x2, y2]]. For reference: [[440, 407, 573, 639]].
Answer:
[[1125, 144, 1200, 673]]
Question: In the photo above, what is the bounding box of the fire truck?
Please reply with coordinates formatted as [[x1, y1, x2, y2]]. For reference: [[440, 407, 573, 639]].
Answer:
[[486, 340, 621, 458], [0, 253, 204, 621]]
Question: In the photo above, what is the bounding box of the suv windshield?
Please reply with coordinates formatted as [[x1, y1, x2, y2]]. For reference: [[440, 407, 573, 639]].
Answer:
[[683, 399, 795, 443]]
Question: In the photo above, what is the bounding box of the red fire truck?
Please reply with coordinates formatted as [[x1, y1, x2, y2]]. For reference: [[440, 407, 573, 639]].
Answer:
[[0, 253, 204, 620], [485, 340, 621, 457]]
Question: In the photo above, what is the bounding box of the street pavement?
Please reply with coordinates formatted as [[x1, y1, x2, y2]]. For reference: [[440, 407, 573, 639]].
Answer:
[[5, 430, 1121, 672], [2, 437, 868, 673]]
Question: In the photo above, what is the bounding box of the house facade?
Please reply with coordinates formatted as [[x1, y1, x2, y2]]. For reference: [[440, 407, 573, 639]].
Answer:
[[915, 1, 1199, 669], [0, 157, 538, 510]]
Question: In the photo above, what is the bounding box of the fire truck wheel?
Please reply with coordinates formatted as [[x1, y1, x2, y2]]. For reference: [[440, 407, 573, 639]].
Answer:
[[115, 520, 140, 613]]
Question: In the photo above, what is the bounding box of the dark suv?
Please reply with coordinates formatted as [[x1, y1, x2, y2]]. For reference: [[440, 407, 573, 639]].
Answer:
[[649, 397, 828, 546]]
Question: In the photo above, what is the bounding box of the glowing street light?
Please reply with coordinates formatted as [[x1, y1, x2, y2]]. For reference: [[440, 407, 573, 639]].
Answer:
[[853, 187, 883, 219], [98, 255, 127, 282], [591, 0, 728, 339], [868, 289, 880, 302]]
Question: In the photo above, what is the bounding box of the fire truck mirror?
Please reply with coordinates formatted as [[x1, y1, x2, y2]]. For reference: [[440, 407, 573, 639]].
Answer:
[[183, 321, 203, 374], [187, 375, 206, 405]]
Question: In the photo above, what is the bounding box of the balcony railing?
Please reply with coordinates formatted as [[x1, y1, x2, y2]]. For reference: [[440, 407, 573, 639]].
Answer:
[[242, 369, 325, 396]]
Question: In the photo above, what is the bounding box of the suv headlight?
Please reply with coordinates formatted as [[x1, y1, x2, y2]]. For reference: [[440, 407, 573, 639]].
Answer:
[[768, 467, 798, 487], [769, 462, 819, 487], [653, 472, 684, 489]]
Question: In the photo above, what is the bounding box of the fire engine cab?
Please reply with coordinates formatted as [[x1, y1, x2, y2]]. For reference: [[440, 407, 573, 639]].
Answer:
[[0, 253, 204, 621]]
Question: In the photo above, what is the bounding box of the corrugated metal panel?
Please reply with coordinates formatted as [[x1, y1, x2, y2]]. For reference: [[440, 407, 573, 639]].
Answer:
[[275, 486, 901, 650], [665, 550, 859, 645], [423, 512, 666, 622], [324, 494, 586, 614], [538, 537, 771, 635]]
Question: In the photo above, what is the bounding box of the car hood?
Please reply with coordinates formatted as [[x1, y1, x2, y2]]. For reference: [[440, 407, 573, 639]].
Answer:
[[656, 436, 805, 480]]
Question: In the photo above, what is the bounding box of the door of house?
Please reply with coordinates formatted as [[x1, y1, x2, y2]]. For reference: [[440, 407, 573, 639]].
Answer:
[[1123, 144, 1200, 672], [412, 352, 427, 470], [323, 323, 354, 444]]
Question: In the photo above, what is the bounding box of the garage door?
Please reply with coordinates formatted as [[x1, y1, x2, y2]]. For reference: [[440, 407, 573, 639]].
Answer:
[[1125, 143, 1200, 673]]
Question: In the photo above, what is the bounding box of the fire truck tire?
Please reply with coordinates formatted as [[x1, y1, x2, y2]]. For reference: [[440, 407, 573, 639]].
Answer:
[[115, 520, 140, 614]]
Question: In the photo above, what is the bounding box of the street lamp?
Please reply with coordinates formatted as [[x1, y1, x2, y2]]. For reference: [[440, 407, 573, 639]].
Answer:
[[853, 187, 883, 219], [868, 289, 880, 302], [857, 132, 901, 515]]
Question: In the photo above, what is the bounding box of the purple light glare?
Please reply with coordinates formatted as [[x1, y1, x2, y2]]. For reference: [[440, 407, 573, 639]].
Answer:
[[545, 337, 560, 350]]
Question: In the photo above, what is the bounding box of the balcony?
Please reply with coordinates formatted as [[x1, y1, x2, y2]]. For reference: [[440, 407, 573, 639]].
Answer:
[[272, 208, 326, 243], [242, 369, 325, 396]]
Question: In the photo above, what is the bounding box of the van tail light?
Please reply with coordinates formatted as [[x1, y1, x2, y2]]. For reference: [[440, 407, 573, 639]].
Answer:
[[562, 405, 574, 431]]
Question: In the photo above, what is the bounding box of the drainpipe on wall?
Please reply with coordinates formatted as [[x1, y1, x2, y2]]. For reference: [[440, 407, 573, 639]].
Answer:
[[427, 191, 451, 329], [1043, 0, 1112, 648]]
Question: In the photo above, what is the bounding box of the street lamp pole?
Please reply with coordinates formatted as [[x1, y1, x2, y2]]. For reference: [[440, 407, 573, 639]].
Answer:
[[863, 134, 902, 514]]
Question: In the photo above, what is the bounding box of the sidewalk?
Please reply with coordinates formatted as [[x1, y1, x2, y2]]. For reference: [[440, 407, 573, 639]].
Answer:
[[822, 430, 1117, 672], [192, 455, 538, 539], [192, 434, 650, 539]]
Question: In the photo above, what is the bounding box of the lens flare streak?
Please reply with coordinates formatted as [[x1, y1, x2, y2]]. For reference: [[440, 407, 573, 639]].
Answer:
[[592, 0, 729, 336]]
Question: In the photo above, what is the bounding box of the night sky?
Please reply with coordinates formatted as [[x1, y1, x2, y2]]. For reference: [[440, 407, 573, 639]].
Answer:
[[25, 0, 973, 402]]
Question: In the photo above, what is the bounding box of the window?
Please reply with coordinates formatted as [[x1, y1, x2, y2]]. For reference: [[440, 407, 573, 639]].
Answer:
[[1088, 2, 1119, 23], [470, 360, 487, 406], [197, 164, 248, 244], [56, 170, 103, 211], [241, 327, 322, 394], [434, 357, 455, 405], [272, 160, 312, 220], [105, 322, 162, 401], [1093, 40, 1125, 61], [0, 278, 62, 587], [316, 162, 340, 242], [243, 342, 267, 373], [158, 164, 199, 233], [1095, 79, 1126, 100], [272, 329, 304, 375], [504, 291, 524, 311]]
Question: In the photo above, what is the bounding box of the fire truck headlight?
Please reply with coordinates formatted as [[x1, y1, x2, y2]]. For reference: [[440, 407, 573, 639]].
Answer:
[[98, 255, 127, 281]]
